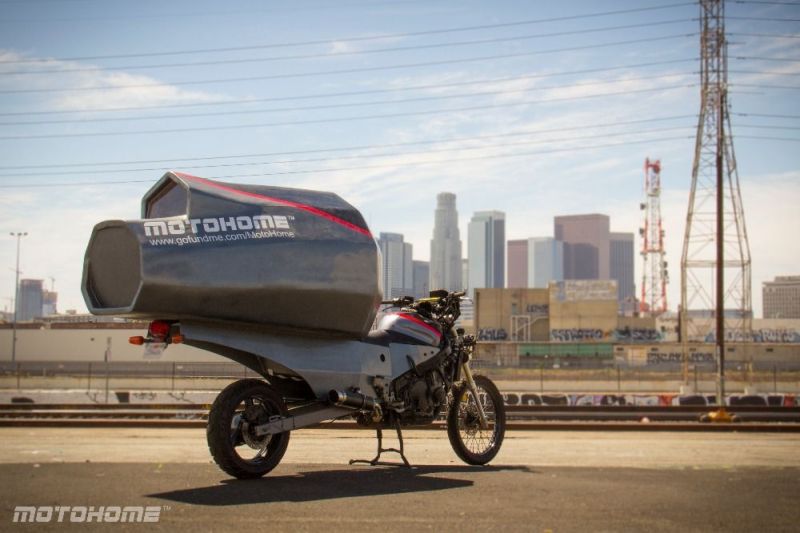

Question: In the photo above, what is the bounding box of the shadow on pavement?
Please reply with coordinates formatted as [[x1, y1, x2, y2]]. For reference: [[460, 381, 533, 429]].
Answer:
[[149, 464, 536, 505]]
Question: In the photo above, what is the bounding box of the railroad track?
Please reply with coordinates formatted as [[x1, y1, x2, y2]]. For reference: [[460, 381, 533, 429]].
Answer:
[[1, 403, 799, 431]]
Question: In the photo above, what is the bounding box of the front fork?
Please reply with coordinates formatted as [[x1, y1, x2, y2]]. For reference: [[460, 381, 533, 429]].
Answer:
[[461, 361, 489, 430]]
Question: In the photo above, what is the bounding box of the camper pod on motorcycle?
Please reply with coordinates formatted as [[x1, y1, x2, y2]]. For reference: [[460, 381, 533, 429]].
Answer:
[[83, 171, 505, 479]]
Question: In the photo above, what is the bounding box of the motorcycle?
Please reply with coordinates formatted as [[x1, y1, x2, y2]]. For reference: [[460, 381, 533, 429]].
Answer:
[[82, 171, 506, 478]]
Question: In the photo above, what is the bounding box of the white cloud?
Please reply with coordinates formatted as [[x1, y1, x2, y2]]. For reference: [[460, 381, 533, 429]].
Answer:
[[0, 49, 228, 111]]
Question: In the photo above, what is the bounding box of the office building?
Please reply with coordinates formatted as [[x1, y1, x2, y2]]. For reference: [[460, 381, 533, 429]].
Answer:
[[16, 279, 44, 322], [763, 276, 800, 318], [554, 214, 610, 280], [412, 261, 430, 299], [507, 239, 528, 288], [529, 237, 564, 289], [378, 233, 413, 299], [429, 192, 463, 292], [610, 232, 635, 306], [467, 210, 505, 296]]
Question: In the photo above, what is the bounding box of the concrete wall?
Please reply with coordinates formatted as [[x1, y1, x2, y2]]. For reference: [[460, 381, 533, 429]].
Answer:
[[0, 328, 224, 363]]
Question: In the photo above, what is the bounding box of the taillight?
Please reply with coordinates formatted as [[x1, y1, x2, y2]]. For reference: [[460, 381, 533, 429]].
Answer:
[[148, 320, 171, 338], [129, 320, 181, 346]]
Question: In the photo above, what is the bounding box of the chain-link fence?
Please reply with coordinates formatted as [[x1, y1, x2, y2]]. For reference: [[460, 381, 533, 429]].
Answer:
[[1, 357, 799, 394]]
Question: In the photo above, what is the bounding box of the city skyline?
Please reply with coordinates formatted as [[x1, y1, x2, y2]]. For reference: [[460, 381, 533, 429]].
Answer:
[[0, 1, 797, 317]]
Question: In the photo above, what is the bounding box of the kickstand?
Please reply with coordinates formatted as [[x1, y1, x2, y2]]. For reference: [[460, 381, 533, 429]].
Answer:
[[349, 418, 412, 468]]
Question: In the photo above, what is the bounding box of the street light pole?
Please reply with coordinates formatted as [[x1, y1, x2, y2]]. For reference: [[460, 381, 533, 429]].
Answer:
[[10, 232, 27, 363]]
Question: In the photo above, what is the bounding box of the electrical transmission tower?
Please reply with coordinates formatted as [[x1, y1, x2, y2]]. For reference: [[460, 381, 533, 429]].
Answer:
[[680, 0, 751, 395], [640, 158, 668, 316]]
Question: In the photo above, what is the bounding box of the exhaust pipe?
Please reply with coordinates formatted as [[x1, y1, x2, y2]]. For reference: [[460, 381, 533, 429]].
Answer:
[[329, 390, 376, 411]]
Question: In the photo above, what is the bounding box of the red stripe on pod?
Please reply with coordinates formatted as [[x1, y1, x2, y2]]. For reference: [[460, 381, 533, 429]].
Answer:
[[176, 173, 373, 238], [396, 313, 442, 339]]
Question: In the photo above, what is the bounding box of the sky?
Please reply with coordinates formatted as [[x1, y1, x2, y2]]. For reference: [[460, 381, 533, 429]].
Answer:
[[0, 0, 798, 318]]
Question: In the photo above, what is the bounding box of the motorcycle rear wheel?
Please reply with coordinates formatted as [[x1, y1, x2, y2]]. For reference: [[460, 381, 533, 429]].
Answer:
[[446, 375, 506, 465], [207, 378, 290, 479]]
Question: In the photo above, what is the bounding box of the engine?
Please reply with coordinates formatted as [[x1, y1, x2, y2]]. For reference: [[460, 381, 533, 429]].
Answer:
[[391, 364, 450, 425]]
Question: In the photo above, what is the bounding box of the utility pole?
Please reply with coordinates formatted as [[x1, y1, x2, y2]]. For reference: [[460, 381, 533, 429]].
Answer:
[[680, 0, 751, 418], [9, 232, 27, 363]]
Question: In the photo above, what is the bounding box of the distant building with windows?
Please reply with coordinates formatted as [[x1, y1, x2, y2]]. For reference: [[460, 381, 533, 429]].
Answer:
[[42, 290, 58, 316], [763, 276, 800, 318], [429, 193, 463, 292], [17, 279, 44, 322], [610, 232, 635, 307], [378, 233, 413, 299], [507, 239, 528, 288], [530, 237, 564, 289], [467, 210, 505, 297], [412, 261, 430, 299], [555, 214, 610, 281]]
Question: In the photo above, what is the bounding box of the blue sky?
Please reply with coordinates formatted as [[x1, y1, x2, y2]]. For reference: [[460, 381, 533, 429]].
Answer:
[[0, 0, 797, 317]]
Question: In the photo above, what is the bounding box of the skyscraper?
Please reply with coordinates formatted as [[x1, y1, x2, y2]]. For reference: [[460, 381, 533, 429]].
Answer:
[[467, 210, 505, 296], [554, 214, 610, 280], [507, 239, 528, 288], [610, 232, 635, 307], [412, 260, 430, 299], [429, 192, 463, 292], [529, 237, 564, 288], [377, 233, 413, 299], [17, 279, 44, 322]]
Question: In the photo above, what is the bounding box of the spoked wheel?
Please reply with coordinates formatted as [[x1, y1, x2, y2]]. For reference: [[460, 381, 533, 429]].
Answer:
[[447, 374, 506, 465], [207, 379, 290, 479]]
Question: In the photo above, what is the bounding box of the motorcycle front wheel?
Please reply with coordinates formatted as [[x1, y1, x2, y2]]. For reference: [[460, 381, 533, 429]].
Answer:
[[207, 378, 290, 479], [446, 375, 506, 465]]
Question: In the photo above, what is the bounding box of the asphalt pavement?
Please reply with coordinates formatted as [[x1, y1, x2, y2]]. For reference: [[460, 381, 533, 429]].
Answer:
[[1, 428, 798, 532]]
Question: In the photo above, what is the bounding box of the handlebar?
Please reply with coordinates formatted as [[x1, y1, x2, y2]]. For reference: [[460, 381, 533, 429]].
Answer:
[[380, 290, 466, 306]]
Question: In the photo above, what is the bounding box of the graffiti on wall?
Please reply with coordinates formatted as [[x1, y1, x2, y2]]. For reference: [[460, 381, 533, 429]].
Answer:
[[525, 304, 549, 314], [753, 329, 800, 343], [550, 328, 604, 342], [645, 351, 714, 365], [614, 327, 662, 342], [552, 280, 617, 302], [478, 328, 507, 341], [501, 392, 796, 407], [705, 328, 800, 343]]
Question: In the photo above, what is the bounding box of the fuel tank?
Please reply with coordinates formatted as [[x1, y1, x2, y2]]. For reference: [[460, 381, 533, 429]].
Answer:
[[82, 171, 381, 338], [371, 311, 442, 347]]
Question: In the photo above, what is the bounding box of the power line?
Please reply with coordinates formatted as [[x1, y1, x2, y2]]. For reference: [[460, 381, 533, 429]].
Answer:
[[0, 135, 694, 189], [730, 69, 800, 76], [735, 111, 800, 119], [0, 114, 695, 171], [0, 73, 695, 127], [0, 59, 695, 117], [727, 16, 800, 21], [0, 125, 696, 178], [0, 33, 695, 95], [0, 84, 696, 140], [735, 124, 800, 130], [733, 83, 800, 89], [735, 56, 800, 62], [732, 1, 800, 5], [2, 19, 695, 76], [730, 32, 800, 39], [738, 135, 800, 141], [0, 2, 696, 64]]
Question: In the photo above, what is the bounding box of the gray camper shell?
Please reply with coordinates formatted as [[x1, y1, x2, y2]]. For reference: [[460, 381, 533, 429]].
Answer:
[[82, 172, 381, 338]]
